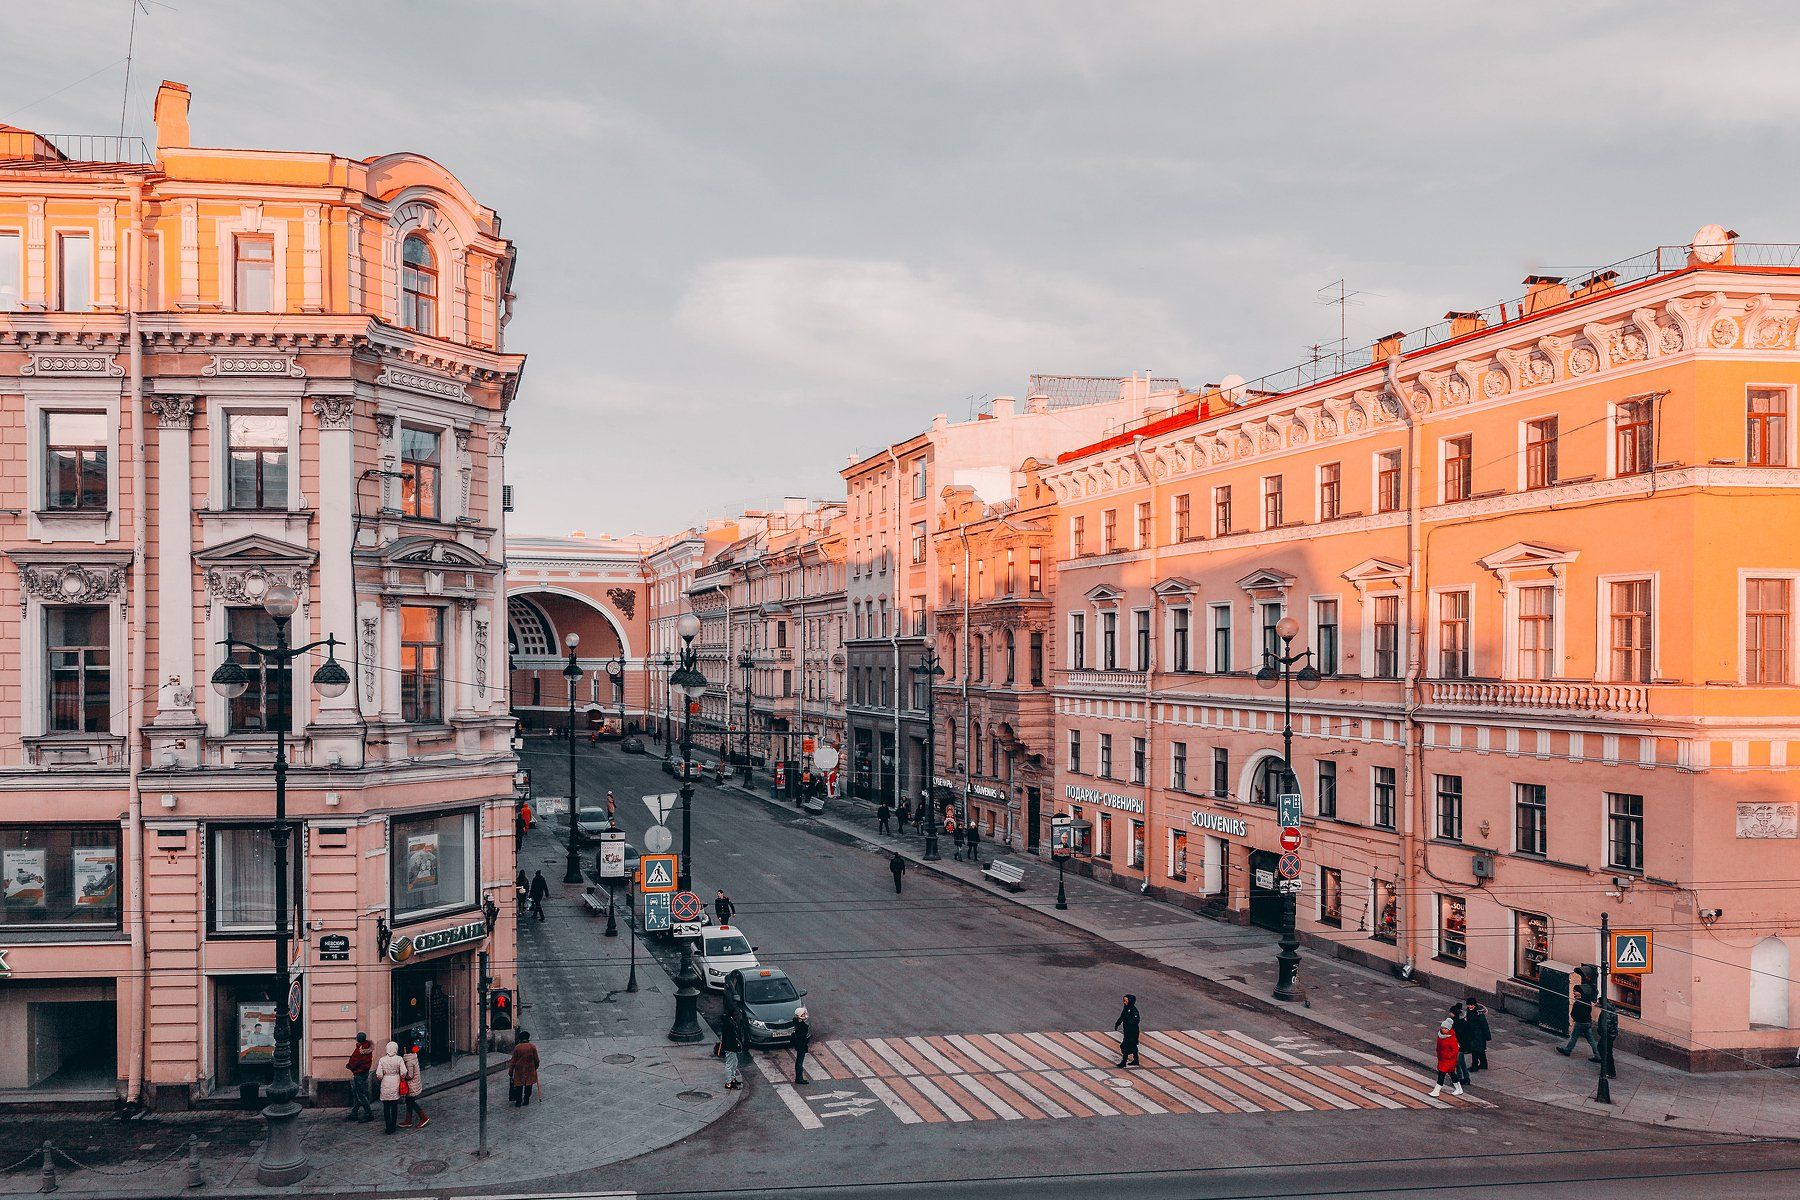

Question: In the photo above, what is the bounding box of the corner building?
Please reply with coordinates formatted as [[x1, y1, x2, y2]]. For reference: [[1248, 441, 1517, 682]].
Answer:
[[0, 84, 522, 1105], [1046, 236, 1800, 1068]]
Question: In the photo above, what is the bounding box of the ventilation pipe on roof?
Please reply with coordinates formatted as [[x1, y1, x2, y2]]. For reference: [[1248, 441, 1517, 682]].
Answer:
[[1444, 311, 1488, 338], [1572, 270, 1619, 300], [153, 81, 190, 152], [1521, 275, 1569, 316], [1373, 331, 1407, 361]]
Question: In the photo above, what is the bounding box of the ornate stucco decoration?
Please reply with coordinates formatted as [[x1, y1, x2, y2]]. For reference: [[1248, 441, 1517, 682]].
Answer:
[[201, 354, 305, 378], [204, 564, 310, 619], [310, 396, 356, 430], [21, 352, 123, 377], [147, 395, 197, 429], [360, 616, 379, 704], [1737, 803, 1798, 840], [474, 619, 490, 698], [13, 560, 128, 614], [375, 366, 468, 401]]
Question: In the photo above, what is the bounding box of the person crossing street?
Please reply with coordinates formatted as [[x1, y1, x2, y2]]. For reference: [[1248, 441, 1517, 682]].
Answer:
[[792, 1007, 812, 1084], [889, 851, 907, 894], [715, 888, 736, 925], [1114, 994, 1142, 1067]]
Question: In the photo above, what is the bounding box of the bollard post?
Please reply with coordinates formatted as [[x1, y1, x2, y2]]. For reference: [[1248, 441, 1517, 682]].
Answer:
[[38, 1140, 56, 1193], [185, 1134, 204, 1189]]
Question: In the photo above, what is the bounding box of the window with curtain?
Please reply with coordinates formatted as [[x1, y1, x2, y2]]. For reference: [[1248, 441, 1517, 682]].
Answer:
[[1746, 578, 1791, 684], [390, 809, 478, 921], [1517, 585, 1556, 679], [1438, 591, 1470, 678], [1747, 389, 1789, 466], [210, 825, 300, 934], [1615, 398, 1654, 476], [400, 424, 442, 519], [234, 234, 274, 312], [47, 604, 110, 733], [45, 410, 108, 511]]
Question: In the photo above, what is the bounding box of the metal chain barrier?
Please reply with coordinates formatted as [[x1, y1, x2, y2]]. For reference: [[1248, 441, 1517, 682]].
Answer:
[[43, 1136, 195, 1176]]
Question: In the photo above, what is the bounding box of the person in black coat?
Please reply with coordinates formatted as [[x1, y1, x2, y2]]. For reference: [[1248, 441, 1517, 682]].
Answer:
[[965, 822, 982, 867], [877, 802, 892, 835], [714, 889, 736, 925], [791, 1007, 812, 1084], [528, 870, 550, 921], [1559, 991, 1599, 1060], [1450, 1003, 1473, 1084], [889, 851, 907, 894], [1463, 997, 1493, 1071], [1114, 993, 1142, 1067]]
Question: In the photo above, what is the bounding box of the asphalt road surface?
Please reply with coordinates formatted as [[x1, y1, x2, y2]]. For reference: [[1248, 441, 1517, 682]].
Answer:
[[507, 740, 1796, 1200]]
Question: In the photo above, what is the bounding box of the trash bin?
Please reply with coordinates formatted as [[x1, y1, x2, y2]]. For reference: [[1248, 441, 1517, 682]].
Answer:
[[239, 1082, 261, 1109], [1536, 961, 1573, 1035]]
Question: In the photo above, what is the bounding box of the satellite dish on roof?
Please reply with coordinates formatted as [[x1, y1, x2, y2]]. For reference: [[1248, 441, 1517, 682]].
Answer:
[[1691, 224, 1731, 264], [1219, 374, 1247, 404]]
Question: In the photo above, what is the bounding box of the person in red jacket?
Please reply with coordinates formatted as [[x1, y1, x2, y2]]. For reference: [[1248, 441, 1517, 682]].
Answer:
[[1431, 1017, 1464, 1097]]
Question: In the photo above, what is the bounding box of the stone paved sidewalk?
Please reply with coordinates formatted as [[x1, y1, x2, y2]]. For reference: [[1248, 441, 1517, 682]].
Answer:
[[732, 778, 1800, 1141]]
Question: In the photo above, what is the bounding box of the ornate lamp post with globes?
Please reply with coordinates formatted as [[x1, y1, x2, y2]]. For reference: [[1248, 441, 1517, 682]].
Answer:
[[666, 614, 710, 1043], [561, 633, 584, 883], [607, 651, 626, 737], [1255, 614, 1321, 1003], [736, 648, 755, 782], [912, 648, 944, 860], [209, 582, 350, 1186]]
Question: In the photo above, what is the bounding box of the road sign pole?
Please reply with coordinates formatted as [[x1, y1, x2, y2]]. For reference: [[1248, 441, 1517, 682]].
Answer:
[[476, 951, 491, 1158], [1596, 911, 1613, 1104], [625, 880, 638, 993]]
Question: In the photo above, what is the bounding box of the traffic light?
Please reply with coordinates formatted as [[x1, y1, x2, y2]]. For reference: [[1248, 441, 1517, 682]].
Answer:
[[489, 988, 513, 1031]]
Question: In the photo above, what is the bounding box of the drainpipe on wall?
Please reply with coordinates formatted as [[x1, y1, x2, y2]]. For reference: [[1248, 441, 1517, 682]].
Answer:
[[1392, 354, 1426, 974], [1129, 437, 1159, 894], [955, 521, 973, 832], [886, 448, 904, 808], [125, 177, 149, 1107]]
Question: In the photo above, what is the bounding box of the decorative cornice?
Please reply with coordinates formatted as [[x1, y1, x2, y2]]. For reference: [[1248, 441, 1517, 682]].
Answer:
[[375, 366, 468, 401], [20, 352, 123, 378], [8, 556, 130, 613], [147, 395, 197, 429], [201, 354, 304, 379]]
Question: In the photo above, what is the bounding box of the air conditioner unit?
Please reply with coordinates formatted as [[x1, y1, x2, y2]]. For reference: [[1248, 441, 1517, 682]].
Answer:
[[1471, 854, 1495, 879], [502, 484, 514, 512]]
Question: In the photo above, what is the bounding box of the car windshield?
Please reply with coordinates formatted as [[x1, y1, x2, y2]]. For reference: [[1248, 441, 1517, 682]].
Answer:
[[707, 935, 751, 956], [743, 977, 799, 1004], [576, 810, 607, 824]]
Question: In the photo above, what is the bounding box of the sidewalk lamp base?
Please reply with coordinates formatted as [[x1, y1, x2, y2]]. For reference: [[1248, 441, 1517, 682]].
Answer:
[[255, 1102, 309, 1186]]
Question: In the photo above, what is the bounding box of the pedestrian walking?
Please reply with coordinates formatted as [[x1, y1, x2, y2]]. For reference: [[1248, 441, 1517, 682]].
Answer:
[[889, 851, 907, 894], [1450, 1003, 1473, 1084], [508, 1029, 540, 1106], [528, 870, 549, 921], [374, 1041, 406, 1134], [877, 801, 892, 835], [720, 1014, 745, 1089], [1464, 997, 1492, 1071], [965, 822, 981, 868], [606, 790, 617, 821], [792, 1007, 812, 1084], [400, 1042, 428, 1127], [1114, 993, 1142, 1067], [948, 814, 963, 861], [1557, 990, 1599, 1060], [344, 1031, 375, 1122], [897, 800, 911, 833], [715, 888, 736, 925], [1431, 1017, 1464, 1097]]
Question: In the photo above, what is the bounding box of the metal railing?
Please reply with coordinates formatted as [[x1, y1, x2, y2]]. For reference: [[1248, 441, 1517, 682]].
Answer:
[[0, 131, 153, 165]]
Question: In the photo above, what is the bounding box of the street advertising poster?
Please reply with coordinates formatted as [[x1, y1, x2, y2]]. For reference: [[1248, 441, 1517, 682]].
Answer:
[[238, 1002, 277, 1063], [405, 833, 440, 893], [2, 848, 47, 907], [72, 846, 117, 908]]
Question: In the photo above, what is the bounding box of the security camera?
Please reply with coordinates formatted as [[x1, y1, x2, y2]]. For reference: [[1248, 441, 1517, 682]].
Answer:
[[1611, 876, 1635, 891], [1700, 908, 1723, 925]]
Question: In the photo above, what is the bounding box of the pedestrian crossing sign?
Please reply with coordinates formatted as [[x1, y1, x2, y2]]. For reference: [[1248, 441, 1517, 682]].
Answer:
[[640, 853, 678, 893], [1609, 929, 1653, 974]]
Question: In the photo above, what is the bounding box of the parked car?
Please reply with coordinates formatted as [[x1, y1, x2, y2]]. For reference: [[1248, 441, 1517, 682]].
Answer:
[[695, 924, 759, 990], [565, 807, 616, 845], [723, 967, 807, 1047], [621, 735, 647, 754]]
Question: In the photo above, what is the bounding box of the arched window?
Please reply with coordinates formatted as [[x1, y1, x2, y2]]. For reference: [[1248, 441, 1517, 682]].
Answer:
[[1004, 629, 1017, 684], [944, 718, 957, 768], [1249, 755, 1297, 807], [972, 721, 983, 773], [401, 234, 437, 334]]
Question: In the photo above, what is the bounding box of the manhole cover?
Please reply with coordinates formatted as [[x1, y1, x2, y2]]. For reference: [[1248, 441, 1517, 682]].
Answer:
[[1107, 1077, 1136, 1090], [676, 1089, 713, 1102], [407, 1159, 448, 1177], [545, 1063, 578, 1076], [602, 1053, 637, 1064]]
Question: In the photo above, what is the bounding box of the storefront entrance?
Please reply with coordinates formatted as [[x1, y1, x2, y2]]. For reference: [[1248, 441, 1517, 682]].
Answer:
[[1248, 850, 1283, 932], [1025, 787, 1041, 854], [0, 981, 117, 1093], [210, 974, 291, 1092], [391, 954, 471, 1067]]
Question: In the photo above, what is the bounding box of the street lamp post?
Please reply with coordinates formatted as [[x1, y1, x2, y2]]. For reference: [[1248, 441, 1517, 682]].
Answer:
[[658, 651, 674, 758], [209, 582, 350, 1186], [561, 634, 584, 883], [1255, 615, 1322, 1003], [607, 652, 625, 738], [667, 615, 710, 1043], [736, 649, 754, 782], [913, 649, 944, 861]]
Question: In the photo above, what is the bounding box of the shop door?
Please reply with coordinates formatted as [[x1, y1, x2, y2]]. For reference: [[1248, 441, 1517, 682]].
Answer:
[[392, 970, 432, 1060], [1249, 850, 1283, 932], [1026, 788, 1042, 853], [428, 985, 452, 1066]]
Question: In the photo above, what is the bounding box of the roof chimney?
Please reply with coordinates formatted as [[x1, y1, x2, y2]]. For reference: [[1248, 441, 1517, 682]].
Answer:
[[1571, 270, 1619, 300], [153, 81, 191, 151], [1025, 393, 1051, 414], [992, 396, 1016, 419], [1444, 311, 1488, 338], [1373, 330, 1407, 361], [1521, 275, 1568, 316]]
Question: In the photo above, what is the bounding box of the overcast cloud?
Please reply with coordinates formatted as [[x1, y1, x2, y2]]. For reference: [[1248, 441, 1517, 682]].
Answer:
[[8, 1, 1798, 536]]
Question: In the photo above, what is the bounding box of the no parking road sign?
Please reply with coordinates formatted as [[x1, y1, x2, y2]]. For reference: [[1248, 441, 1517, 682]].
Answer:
[[1277, 852, 1302, 880], [671, 890, 704, 924]]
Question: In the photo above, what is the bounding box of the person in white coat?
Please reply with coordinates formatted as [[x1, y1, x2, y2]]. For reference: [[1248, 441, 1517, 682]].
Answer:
[[374, 1042, 407, 1134]]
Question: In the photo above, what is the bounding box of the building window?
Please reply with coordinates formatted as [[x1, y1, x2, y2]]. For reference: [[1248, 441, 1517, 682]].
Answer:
[[234, 234, 274, 313], [400, 605, 445, 724], [47, 605, 110, 733], [1070, 613, 1086, 668], [1250, 756, 1292, 807], [1131, 736, 1146, 784], [1612, 973, 1642, 1018], [1748, 389, 1789, 466], [1262, 475, 1284, 529], [910, 595, 925, 636], [1317, 760, 1337, 819], [1127, 819, 1145, 869], [44, 410, 108, 511], [209, 825, 301, 934], [976, 559, 987, 600], [1515, 783, 1547, 856], [56, 232, 91, 312], [1608, 793, 1644, 873], [390, 809, 478, 922], [1615, 398, 1655, 476], [401, 234, 437, 334], [226, 412, 289, 511], [1318, 462, 1342, 520], [1068, 729, 1082, 773], [399, 424, 442, 520], [1376, 450, 1402, 513], [1101, 611, 1118, 670], [1102, 509, 1118, 553], [1373, 594, 1400, 678], [1098, 733, 1113, 779], [911, 521, 926, 563], [1746, 578, 1790, 684], [1171, 607, 1191, 672], [1319, 867, 1342, 927], [0, 231, 20, 310], [226, 607, 290, 733], [1211, 604, 1233, 673], [912, 456, 928, 500], [1372, 766, 1396, 830], [1438, 591, 1470, 679], [0, 825, 121, 929], [974, 634, 986, 681], [1170, 830, 1189, 881], [1526, 417, 1559, 488], [1003, 629, 1016, 684], [1442, 435, 1472, 502], [1434, 774, 1463, 841], [1134, 609, 1151, 671], [1028, 548, 1043, 593], [1029, 631, 1044, 686], [1610, 580, 1653, 683], [1517, 585, 1556, 680], [1212, 747, 1229, 799], [1437, 894, 1468, 964], [1514, 910, 1550, 983], [1315, 599, 1339, 674], [1004, 548, 1016, 595], [1214, 485, 1233, 536], [1260, 601, 1283, 665], [1373, 879, 1398, 942], [1174, 493, 1191, 541], [1136, 501, 1151, 548], [1096, 813, 1112, 859], [1171, 741, 1188, 791]]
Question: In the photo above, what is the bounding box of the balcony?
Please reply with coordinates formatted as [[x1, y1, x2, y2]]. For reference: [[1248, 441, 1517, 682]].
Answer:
[[1059, 668, 1150, 695], [1424, 680, 1649, 716]]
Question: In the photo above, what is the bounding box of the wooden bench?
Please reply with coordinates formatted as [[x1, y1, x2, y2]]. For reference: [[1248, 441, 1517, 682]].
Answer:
[[982, 859, 1026, 892], [581, 890, 607, 915]]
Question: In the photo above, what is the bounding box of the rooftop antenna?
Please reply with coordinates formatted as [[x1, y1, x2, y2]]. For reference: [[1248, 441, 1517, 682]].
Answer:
[[1316, 279, 1366, 376], [119, 0, 149, 139]]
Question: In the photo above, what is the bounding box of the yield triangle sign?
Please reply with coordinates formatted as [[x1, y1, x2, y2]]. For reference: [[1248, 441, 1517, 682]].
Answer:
[[643, 792, 678, 825], [642, 857, 675, 890]]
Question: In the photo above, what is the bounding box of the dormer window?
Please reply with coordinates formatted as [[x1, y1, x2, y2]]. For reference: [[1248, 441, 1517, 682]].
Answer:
[[401, 235, 437, 334]]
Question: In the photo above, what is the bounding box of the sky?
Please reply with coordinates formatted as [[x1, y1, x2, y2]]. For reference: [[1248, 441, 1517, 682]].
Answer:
[[8, 1, 1799, 537]]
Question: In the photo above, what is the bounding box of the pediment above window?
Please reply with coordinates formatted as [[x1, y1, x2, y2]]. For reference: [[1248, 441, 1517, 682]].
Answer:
[[373, 536, 501, 573], [1342, 558, 1409, 594], [1085, 584, 1124, 606], [1477, 541, 1579, 579], [1237, 568, 1296, 596], [195, 535, 315, 618], [6, 548, 133, 613], [1153, 577, 1200, 598]]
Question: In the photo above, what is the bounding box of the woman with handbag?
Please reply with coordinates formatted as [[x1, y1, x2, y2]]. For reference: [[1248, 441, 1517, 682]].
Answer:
[[374, 1041, 406, 1134], [400, 1042, 429, 1128]]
